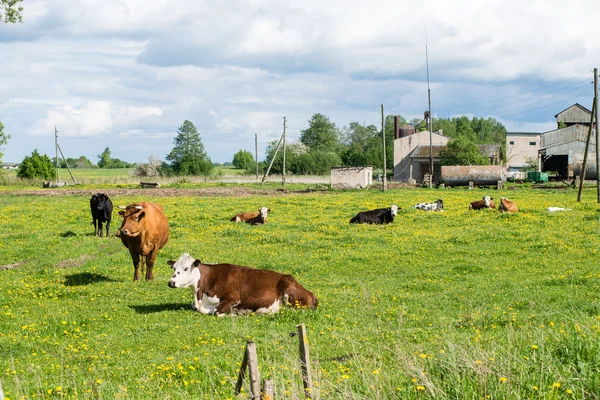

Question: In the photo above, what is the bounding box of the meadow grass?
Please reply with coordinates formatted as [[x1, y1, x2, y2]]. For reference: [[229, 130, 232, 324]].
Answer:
[[0, 186, 599, 399]]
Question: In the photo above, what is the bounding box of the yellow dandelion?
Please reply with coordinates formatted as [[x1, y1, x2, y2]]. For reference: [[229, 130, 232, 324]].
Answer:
[[531, 344, 538, 349], [416, 385, 425, 391], [499, 377, 507, 383], [418, 353, 427, 359], [532, 386, 538, 391], [341, 374, 350, 379], [553, 382, 561, 389], [475, 360, 482, 365]]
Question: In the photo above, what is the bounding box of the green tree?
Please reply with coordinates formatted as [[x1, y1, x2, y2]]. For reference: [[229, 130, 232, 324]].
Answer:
[[60, 156, 94, 168], [439, 136, 488, 166], [263, 141, 307, 174], [0, 121, 9, 174], [300, 113, 340, 151], [292, 150, 342, 175], [166, 120, 213, 176], [97, 147, 111, 168], [17, 149, 56, 180], [232, 150, 255, 171], [1, 0, 23, 23]]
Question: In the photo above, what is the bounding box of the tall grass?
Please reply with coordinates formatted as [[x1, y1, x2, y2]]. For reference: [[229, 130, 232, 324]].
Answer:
[[0, 187, 598, 399]]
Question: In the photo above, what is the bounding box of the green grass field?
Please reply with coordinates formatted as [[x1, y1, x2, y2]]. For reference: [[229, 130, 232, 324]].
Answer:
[[1, 187, 599, 399]]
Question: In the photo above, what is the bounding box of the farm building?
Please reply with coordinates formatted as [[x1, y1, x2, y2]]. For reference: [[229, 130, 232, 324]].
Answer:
[[505, 132, 541, 179], [1, 163, 19, 169], [393, 127, 449, 183], [393, 125, 502, 183], [505, 104, 596, 180], [330, 166, 373, 189], [555, 103, 593, 128]]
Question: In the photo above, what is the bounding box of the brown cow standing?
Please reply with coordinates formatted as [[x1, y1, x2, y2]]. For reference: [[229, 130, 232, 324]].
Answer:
[[116, 202, 169, 281], [498, 197, 518, 213], [230, 207, 270, 225], [167, 253, 318, 315]]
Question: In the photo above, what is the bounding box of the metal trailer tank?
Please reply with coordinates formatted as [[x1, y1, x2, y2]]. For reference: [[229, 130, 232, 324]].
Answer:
[[573, 153, 597, 180], [441, 165, 506, 186]]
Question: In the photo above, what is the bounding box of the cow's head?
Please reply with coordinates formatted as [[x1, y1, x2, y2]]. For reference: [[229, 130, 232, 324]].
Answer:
[[483, 196, 493, 207], [259, 207, 270, 219], [116, 204, 144, 237], [390, 204, 399, 217], [167, 253, 201, 288], [436, 199, 444, 210]]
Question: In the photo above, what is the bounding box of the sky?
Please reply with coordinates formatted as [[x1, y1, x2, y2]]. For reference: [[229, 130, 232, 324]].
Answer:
[[1, 0, 599, 164]]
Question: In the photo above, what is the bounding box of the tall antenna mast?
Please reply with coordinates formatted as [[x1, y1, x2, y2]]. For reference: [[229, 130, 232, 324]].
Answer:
[[426, 28, 433, 188]]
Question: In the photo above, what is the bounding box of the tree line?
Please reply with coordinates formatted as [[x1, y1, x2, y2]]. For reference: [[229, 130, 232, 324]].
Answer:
[[233, 114, 507, 175], [2, 114, 506, 180]]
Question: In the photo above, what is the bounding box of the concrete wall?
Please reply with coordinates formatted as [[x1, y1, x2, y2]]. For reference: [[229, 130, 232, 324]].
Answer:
[[506, 133, 540, 168], [331, 166, 373, 189], [393, 131, 449, 181]]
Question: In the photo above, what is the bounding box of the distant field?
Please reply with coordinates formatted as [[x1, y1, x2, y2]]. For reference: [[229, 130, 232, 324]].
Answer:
[[0, 186, 599, 399], [2, 167, 328, 188]]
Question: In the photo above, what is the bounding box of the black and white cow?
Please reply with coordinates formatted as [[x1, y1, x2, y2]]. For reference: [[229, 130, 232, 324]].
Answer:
[[413, 199, 444, 212], [349, 205, 399, 224], [90, 193, 113, 237]]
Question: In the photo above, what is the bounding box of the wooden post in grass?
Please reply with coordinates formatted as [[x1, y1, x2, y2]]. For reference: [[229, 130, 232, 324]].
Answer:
[[577, 100, 596, 202], [235, 341, 261, 399], [297, 323, 314, 398], [262, 379, 274, 400]]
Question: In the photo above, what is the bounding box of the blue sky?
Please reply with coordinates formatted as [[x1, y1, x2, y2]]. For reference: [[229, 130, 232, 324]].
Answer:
[[1, 0, 598, 164]]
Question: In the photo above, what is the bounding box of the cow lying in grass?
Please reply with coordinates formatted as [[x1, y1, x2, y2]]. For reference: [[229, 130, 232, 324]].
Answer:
[[414, 199, 444, 212], [230, 207, 270, 225], [167, 253, 318, 315], [349, 205, 399, 224], [546, 207, 571, 212], [469, 196, 495, 210], [498, 198, 518, 213]]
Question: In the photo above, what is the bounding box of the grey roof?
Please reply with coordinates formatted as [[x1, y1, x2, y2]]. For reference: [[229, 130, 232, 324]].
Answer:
[[554, 103, 592, 118]]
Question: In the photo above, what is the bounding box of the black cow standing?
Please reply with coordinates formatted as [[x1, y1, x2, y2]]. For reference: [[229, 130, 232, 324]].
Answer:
[[349, 204, 399, 224], [90, 193, 113, 237]]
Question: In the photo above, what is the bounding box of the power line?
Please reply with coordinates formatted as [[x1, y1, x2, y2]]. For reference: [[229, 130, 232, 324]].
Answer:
[[473, 79, 592, 116], [440, 70, 591, 109], [498, 88, 592, 118]]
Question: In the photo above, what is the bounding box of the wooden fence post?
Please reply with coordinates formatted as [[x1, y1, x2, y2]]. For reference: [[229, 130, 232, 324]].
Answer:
[[262, 379, 274, 400], [235, 341, 261, 399], [297, 324, 314, 398]]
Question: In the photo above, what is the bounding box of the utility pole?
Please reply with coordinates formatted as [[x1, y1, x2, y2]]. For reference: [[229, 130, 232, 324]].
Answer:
[[595, 68, 599, 203], [255, 133, 258, 181], [381, 104, 387, 191], [282, 117, 286, 186], [55, 127, 60, 183], [426, 37, 433, 188]]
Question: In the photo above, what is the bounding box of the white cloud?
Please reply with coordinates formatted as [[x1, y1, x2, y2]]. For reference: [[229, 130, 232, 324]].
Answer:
[[0, 0, 598, 163]]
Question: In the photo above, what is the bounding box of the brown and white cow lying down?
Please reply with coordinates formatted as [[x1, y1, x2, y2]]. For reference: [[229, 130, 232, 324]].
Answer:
[[116, 202, 169, 281], [498, 197, 518, 213], [230, 207, 270, 225], [469, 195, 496, 210], [167, 253, 318, 315]]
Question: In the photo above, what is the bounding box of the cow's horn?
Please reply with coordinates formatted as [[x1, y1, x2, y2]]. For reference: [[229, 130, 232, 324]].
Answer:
[[134, 206, 143, 210], [117, 205, 127, 209]]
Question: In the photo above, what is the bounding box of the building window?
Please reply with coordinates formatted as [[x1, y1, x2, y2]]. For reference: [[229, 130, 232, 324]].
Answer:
[[529, 141, 536, 145], [509, 141, 514, 145]]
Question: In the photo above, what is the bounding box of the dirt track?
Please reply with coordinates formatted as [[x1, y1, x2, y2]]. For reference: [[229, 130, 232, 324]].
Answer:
[[6, 186, 331, 197]]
